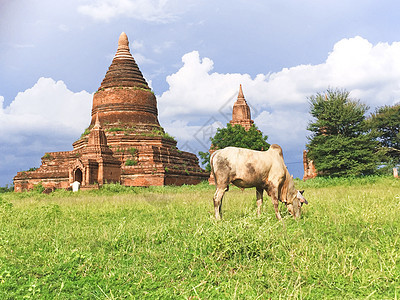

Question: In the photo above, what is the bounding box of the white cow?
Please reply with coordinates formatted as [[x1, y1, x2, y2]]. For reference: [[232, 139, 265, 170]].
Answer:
[[210, 145, 308, 220]]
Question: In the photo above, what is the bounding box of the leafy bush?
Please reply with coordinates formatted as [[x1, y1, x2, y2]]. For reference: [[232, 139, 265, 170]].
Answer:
[[33, 183, 45, 193], [80, 126, 91, 138], [128, 147, 138, 156], [42, 153, 52, 160], [151, 128, 176, 141]]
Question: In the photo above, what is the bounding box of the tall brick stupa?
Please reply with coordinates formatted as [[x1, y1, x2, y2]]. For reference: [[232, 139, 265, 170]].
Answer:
[[14, 33, 208, 191]]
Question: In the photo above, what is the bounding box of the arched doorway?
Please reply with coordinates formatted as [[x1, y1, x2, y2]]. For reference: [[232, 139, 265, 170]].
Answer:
[[74, 168, 83, 183]]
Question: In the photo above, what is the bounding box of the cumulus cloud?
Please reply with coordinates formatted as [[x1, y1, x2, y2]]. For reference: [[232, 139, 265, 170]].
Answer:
[[158, 36, 400, 176], [1, 77, 92, 139], [78, 0, 182, 23], [0, 78, 92, 185], [160, 37, 400, 120]]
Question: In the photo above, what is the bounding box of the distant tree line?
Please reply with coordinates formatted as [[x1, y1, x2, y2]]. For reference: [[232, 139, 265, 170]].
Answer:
[[307, 88, 400, 177], [0, 184, 13, 193]]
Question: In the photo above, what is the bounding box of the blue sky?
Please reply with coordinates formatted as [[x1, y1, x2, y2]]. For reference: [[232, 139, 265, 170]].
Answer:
[[1, 0, 400, 186]]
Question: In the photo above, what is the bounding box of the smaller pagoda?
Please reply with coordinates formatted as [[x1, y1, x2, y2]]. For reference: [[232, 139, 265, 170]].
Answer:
[[70, 114, 121, 187], [209, 84, 255, 184]]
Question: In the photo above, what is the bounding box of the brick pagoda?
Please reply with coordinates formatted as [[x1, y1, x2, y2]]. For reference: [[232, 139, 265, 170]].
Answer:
[[14, 32, 208, 191]]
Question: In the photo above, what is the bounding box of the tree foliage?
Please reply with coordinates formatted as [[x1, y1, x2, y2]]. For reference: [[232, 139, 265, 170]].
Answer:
[[307, 88, 379, 177], [367, 103, 400, 167], [211, 123, 269, 150], [199, 123, 270, 171]]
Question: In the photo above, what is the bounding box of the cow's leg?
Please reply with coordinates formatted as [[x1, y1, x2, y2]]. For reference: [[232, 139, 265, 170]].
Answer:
[[213, 186, 227, 220], [256, 187, 263, 217], [266, 185, 282, 220]]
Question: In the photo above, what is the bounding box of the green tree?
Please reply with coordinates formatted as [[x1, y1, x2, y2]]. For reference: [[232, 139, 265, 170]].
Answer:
[[306, 88, 379, 177], [199, 123, 270, 171], [367, 104, 400, 168]]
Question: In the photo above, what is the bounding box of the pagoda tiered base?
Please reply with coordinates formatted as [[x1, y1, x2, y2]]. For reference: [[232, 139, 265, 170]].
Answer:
[[14, 134, 208, 191]]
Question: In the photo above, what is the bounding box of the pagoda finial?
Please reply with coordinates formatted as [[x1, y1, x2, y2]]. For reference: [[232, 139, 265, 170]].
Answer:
[[114, 32, 132, 60], [118, 32, 129, 49], [94, 113, 101, 129], [238, 84, 244, 99]]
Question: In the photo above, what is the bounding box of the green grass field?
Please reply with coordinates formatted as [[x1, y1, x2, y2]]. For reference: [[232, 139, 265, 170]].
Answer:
[[1, 176, 399, 299]]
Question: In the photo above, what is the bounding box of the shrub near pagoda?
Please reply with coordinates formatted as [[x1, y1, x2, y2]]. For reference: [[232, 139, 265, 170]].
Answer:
[[306, 88, 379, 177], [199, 123, 269, 171]]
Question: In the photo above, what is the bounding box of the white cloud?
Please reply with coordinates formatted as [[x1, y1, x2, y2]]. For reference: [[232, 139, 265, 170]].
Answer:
[[0, 78, 92, 185], [78, 0, 180, 23], [159, 37, 400, 123], [158, 36, 400, 178], [1, 77, 92, 139], [254, 110, 309, 146], [158, 51, 252, 119]]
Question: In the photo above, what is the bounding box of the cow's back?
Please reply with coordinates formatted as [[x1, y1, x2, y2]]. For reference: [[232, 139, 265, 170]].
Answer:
[[211, 146, 286, 188]]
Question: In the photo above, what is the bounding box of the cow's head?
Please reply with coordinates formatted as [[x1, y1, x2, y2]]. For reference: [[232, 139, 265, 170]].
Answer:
[[286, 190, 308, 218]]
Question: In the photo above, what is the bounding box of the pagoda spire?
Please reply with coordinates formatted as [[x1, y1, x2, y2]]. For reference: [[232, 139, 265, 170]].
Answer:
[[115, 32, 132, 60], [230, 84, 254, 131], [90, 32, 160, 128], [98, 32, 149, 90], [238, 84, 245, 99], [94, 113, 101, 129]]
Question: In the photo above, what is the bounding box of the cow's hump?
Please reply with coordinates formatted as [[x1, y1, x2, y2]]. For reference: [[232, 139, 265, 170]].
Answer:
[[269, 144, 283, 157]]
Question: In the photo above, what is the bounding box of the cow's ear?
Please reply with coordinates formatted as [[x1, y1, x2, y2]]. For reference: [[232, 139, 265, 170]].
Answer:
[[300, 197, 308, 205], [300, 190, 304, 195]]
